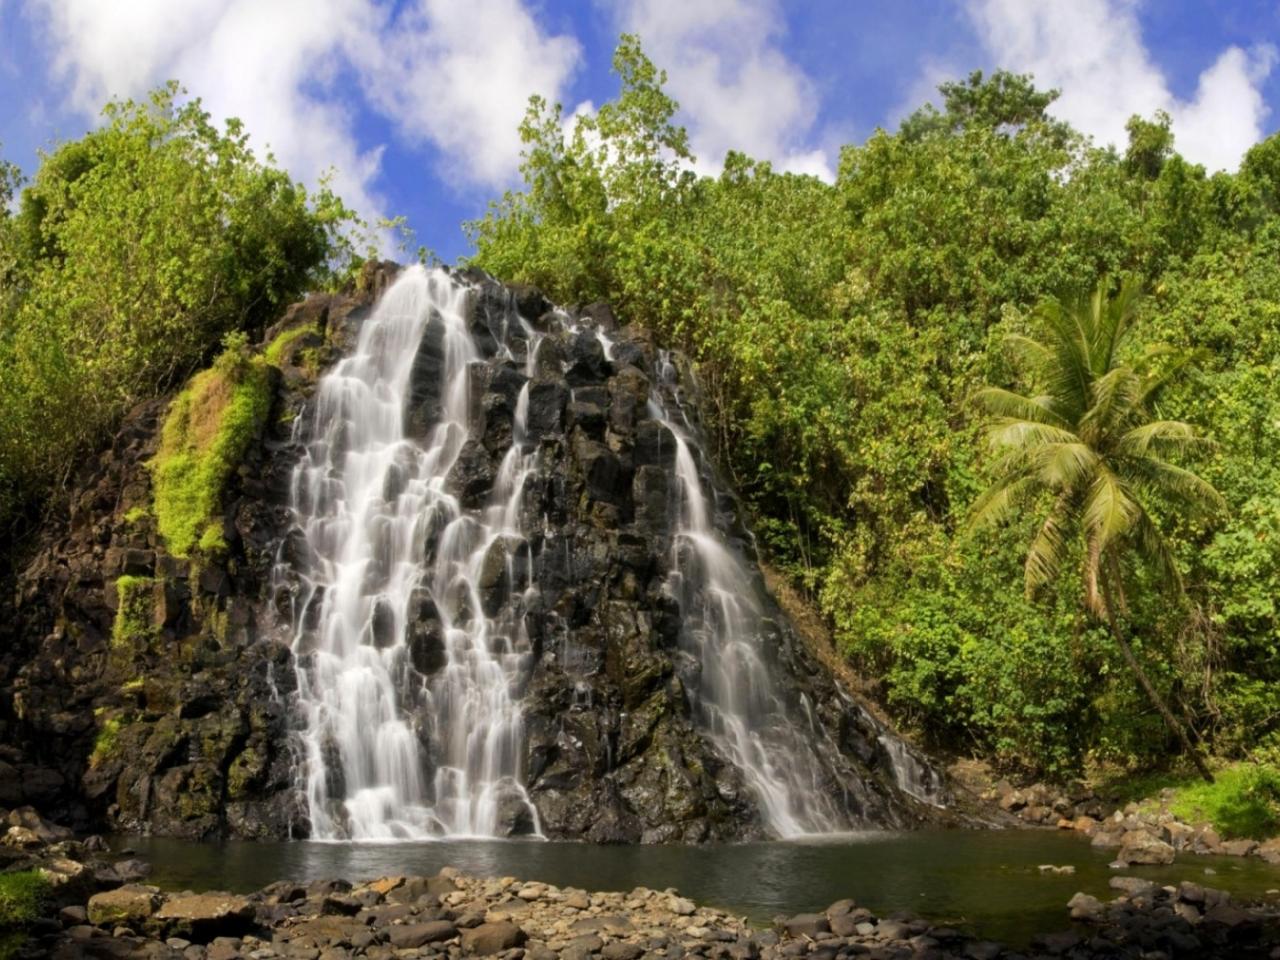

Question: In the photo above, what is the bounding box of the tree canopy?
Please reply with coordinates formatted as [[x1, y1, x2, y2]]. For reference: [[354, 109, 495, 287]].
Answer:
[[471, 37, 1280, 776], [0, 83, 360, 531]]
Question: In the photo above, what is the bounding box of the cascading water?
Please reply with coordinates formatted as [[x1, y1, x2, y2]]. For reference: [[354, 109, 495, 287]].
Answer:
[[281, 266, 540, 840], [878, 734, 947, 807], [645, 351, 849, 837], [274, 267, 939, 843]]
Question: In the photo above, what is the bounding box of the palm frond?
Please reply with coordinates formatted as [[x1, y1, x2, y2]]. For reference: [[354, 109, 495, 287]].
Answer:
[[1132, 508, 1184, 595], [1116, 420, 1209, 458], [1081, 467, 1138, 555], [1094, 277, 1141, 372], [973, 386, 1069, 428], [1025, 493, 1074, 594], [1081, 365, 1141, 440], [1033, 441, 1098, 491], [987, 418, 1080, 452], [1002, 333, 1052, 376], [1034, 298, 1095, 417], [967, 472, 1037, 532], [1127, 457, 1226, 516]]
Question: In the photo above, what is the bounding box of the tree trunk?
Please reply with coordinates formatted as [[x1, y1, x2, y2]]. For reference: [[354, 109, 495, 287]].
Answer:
[[1100, 582, 1214, 783]]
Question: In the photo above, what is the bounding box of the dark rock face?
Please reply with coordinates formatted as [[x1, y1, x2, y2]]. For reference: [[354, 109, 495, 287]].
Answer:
[[0, 261, 399, 840], [0, 262, 933, 841]]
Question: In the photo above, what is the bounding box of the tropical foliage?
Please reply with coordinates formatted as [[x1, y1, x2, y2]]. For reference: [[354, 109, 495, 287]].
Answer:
[[471, 37, 1280, 776], [970, 280, 1223, 780], [0, 83, 360, 534]]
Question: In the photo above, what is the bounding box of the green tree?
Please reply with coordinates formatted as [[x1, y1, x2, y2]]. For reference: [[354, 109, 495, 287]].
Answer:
[[970, 279, 1223, 781], [0, 83, 360, 529]]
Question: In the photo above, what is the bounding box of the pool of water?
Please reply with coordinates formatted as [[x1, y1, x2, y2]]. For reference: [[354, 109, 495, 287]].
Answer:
[[116, 829, 1280, 946]]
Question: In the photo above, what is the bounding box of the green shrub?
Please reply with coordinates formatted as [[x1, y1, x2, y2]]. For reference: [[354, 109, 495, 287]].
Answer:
[[150, 334, 272, 557]]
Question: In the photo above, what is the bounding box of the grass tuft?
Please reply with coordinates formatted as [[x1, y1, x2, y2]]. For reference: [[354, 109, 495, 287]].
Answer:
[[1103, 761, 1280, 840], [0, 871, 48, 927], [263, 324, 313, 367]]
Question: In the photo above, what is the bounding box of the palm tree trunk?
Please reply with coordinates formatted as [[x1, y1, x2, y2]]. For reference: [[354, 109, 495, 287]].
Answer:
[[1100, 582, 1214, 783]]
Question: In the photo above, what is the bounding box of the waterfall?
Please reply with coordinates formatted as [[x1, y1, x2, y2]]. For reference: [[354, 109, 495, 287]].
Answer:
[[646, 351, 848, 837], [878, 734, 947, 807], [274, 268, 933, 843], [281, 266, 540, 840]]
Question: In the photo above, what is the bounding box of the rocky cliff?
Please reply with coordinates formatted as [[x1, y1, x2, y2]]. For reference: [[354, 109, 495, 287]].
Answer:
[[0, 263, 939, 841]]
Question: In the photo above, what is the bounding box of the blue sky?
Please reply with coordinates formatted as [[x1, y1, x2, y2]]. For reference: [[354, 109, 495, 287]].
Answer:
[[2, 1, 1278, 263]]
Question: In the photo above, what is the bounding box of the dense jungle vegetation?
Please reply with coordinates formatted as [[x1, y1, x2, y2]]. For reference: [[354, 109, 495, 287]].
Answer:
[[3, 41, 1280, 783], [469, 38, 1280, 779]]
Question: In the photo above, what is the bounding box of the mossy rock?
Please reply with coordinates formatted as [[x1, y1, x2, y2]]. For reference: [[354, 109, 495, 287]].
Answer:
[[150, 336, 274, 559], [227, 746, 268, 801]]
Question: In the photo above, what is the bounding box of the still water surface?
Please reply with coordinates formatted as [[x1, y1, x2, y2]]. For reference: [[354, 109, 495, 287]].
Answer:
[[119, 830, 1280, 945]]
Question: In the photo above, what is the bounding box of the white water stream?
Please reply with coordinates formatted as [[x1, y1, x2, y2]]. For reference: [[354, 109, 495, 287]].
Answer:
[[278, 269, 935, 842], [282, 267, 540, 840], [645, 352, 848, 837]]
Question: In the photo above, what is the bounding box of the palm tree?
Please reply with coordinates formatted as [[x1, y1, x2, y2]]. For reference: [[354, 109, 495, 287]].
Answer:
[[971, 278, 1222, 782]]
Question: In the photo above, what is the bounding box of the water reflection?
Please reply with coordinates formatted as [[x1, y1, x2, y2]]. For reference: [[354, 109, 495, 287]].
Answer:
[[116, 830, 1280, 946]]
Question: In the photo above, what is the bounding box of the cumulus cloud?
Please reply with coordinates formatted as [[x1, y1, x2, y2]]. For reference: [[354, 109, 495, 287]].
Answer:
[[356, 0, 582, 189], [615, 0, 833, 180], [966, 0, 1276, 171], [23, 0, 583, 230]]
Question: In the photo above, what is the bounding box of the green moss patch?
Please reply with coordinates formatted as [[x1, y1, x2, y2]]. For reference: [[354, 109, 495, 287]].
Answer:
[[90, 713, 123, 768], [0, 871, 48, 929], [150, 335, 272, 558], [263, 324, 313, 367], [112, 575, 157, 650]]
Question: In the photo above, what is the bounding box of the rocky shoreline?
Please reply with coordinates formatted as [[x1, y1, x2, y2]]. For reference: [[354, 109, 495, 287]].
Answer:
[[5, 807, 1280, 960], [984, 779, 1280, 867]]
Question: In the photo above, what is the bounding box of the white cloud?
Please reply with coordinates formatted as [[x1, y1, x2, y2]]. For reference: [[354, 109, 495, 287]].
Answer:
[[357, 0, 582, 189], [966, 0, 1276, 171], [23, 0, 583, 232], [616, 0, 833, 180]]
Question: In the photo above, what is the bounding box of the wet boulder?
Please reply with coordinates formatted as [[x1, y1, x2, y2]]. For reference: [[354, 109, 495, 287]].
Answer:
[[566, 330, 610, 386], [447, 438, 497, 509], [526, 379, 569, 441], [407, 316, 447, 437]]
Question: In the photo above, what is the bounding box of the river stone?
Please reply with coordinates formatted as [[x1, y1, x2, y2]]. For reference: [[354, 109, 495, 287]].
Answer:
[[1258, 838, 1280, 864], [563, 933, 605, 960], [824, 899, 857, 918], [1221, 838, 1258, 857], [964, 942, 1003, 960], [779, 914, 829, 938], [1118, 831, 1175, 865], [877, 919, 911, 941], [828, 914, 860, 938], [1067, 892, 1103, 920], [153, 892, 255, 939], [1109, 876, 1157, 898], [461, 921, 527, 955], [669, 897, 696, 917], [389, 921, 459, 948], [87, 885, 164, 927]]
